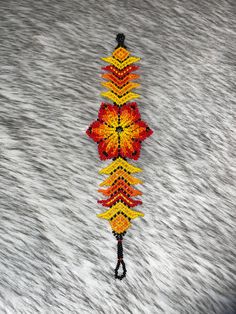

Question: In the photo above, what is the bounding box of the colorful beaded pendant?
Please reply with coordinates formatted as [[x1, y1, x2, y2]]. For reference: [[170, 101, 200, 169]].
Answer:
[[86, 34, 153, 280]]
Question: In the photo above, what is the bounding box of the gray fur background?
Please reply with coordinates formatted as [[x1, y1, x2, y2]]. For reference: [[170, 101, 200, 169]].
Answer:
[[0, 0, 236, 313]]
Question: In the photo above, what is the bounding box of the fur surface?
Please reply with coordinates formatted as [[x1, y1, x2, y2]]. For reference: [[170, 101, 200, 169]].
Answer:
[[0, 0, 235, 313]]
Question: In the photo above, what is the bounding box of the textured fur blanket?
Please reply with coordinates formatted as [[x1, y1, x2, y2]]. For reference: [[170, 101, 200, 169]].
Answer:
[[0, 0, 235, 313]]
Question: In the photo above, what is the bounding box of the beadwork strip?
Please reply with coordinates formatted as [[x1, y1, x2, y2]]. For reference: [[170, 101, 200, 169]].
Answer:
[[86, 34, 153, 280]]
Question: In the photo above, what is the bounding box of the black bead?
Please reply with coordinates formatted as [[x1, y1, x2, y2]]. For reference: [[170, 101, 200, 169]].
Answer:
[[116, 33, 125, 46]]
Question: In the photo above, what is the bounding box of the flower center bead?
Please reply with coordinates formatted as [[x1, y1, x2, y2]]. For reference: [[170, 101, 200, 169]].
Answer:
[[116, 126, 123, 133]]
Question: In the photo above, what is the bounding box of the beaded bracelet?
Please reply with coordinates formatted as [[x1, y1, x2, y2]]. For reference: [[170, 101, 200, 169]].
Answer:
[[86, 34, 153, 280]]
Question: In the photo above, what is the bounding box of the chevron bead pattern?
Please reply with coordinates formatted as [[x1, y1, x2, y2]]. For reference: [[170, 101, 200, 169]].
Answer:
[[86, 34, 153, 280], [98, 156, 142, 174], [100, 48, 141, 106]]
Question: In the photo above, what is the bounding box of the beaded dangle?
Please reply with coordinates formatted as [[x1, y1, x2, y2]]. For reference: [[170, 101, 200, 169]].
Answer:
[[86, 34, 153, 280]]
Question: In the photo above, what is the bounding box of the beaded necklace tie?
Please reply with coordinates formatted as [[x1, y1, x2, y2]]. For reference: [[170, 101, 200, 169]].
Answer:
[[86, 34, 153, 280]]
